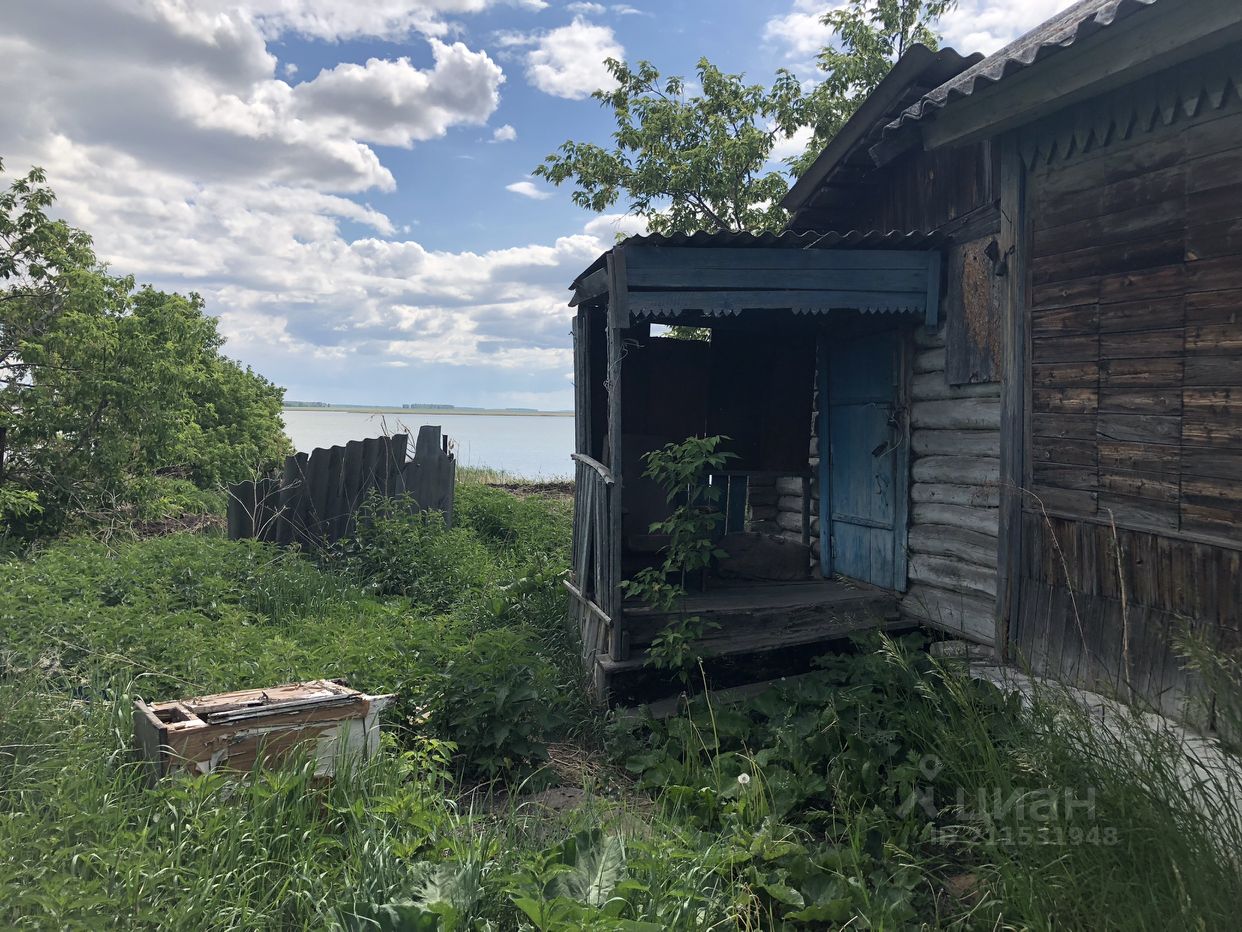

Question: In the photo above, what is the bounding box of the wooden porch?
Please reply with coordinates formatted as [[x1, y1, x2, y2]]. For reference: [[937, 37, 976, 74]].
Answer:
[[565, 232, 944, 702]]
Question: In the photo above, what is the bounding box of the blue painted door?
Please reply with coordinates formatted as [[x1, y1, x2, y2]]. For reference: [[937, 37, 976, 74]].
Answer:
[[820, 330, 905, 589]]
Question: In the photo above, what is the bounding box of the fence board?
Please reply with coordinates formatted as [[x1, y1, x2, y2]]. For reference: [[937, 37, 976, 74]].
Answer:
[[228, 427, 456, 547]]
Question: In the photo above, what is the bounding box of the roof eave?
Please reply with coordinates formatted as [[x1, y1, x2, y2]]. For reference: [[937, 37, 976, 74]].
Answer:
[[885, 0, 1242, 152]]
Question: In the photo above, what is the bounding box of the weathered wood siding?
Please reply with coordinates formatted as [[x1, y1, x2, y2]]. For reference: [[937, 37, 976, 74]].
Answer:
[[791, 141, 997, 235], [1013, 54, 1242, 721]]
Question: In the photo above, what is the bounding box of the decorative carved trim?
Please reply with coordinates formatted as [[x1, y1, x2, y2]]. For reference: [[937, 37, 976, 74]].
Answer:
[[1018, 44, 1242, 169]]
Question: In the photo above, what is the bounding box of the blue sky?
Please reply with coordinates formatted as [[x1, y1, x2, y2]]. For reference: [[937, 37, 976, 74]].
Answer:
[[2, 0, 1070, 409]]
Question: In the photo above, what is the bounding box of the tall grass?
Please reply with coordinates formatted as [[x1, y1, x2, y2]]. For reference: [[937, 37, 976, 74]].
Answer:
[[1, 482, 1239, 929]]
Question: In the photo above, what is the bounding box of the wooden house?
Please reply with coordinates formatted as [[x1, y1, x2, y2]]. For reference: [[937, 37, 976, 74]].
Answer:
[[567, 0, 1242, 717]]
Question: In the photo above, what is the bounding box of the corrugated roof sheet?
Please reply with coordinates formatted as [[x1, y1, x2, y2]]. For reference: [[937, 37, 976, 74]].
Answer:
[[571, 229, 941, 286], [886, 0, 1161, 134]]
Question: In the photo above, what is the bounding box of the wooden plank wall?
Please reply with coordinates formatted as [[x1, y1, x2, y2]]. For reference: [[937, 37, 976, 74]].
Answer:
[[792, 141, 996, 235], [227, 426, 455, 547], [1015, 75, 1242, 721]]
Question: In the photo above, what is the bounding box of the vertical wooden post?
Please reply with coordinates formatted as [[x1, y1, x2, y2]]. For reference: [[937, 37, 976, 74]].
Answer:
[[816, 331, 833, 577], [996, 133, 1029, 660], [892, 329, 912, 591], [605, 248, 628, 661], [572, 311, 590, 457], [925, 252, 942, 329], [727, 475, 748, 534]]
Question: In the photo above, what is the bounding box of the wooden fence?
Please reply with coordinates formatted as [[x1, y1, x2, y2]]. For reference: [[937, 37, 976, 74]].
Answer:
[[227, 425, 455, 546]]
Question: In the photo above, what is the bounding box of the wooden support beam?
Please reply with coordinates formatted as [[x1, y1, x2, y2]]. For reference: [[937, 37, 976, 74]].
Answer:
[[570, 268, 609, 307], [817, 332, 833, 577], [629, 290, 927, 316], [605, 248, 628, 660], [995, 133, 1029, 660], [623, 246, 938, 271]]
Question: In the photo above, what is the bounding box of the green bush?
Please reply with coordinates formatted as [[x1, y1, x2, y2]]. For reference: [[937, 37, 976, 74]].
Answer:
[[339, 497, 497, 614]]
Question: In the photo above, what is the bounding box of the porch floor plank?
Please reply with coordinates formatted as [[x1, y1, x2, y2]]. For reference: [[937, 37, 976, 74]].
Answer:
[[605, 577, 905, 681]]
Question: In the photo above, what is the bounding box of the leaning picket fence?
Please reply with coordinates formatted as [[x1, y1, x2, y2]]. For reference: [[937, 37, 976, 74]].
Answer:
[[226, 425, 455, 547]]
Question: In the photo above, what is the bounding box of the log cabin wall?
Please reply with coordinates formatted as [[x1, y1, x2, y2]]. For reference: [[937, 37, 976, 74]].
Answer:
[[786, 140, 1006, 643], [1012, 47, 1242, 723]]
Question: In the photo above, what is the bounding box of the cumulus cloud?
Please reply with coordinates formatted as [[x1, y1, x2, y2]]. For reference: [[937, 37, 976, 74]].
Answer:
[[764, 1, 841, 66], [2, 4, 506, 194], [293, 43, 504, 147], [492, 123, 518, 141], [525, 17, 623, 99], [583, 212, 648, 241], [506, 180, 554, 199], [937, 0, 1077, 55], [764, 0, 1078, 65], [1, 0, 595, 408], [197, 0, 547, 42]]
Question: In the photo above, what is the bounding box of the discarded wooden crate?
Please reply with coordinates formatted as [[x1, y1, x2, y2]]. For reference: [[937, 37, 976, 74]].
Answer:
[[133, 679, 394, 782]]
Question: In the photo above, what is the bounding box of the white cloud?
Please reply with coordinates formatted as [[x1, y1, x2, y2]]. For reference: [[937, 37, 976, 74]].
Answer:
[[938, 0, 1078, 55], [492, 123, 518, 141], [764, 0, 1079, 66], [0, 0, 598, 408], [768, 123, 815, 165], [283, 62, 298, 77], [567, 2, 606, 13], [525, 17, 623, 99], [202, 0, 547, 42], [293, 43, 504, 148], [764, 1, 841, 66], [583, 212, 648, 241], [506, 180, 554, 199]]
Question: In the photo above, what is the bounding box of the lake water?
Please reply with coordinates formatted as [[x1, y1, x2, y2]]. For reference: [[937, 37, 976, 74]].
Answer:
[[280, 410, 575, 479]]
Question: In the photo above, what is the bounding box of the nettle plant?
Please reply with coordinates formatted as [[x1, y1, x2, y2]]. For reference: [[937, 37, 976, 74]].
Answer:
[[621, 435, 735, 681]]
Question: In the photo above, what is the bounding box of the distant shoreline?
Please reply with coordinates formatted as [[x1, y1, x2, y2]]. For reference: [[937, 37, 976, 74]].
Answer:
[[282, 405, 573, 417]]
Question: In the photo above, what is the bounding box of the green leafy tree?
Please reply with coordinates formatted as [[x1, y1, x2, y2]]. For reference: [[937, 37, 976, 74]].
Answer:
[[0, 160, 291, 533], [536, 0, 954, 233], [792, 0, 957, 175], [535, 58, 811, 234]]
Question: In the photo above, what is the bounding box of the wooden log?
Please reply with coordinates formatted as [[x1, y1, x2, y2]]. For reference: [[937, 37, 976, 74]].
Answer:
[[900, 585, 996, 645], [777, 494, 804, 513], [911, 482, 1000, 508], [908, 524, 998, 567], [911, 429, 1000, 458], [777, 510, 817, 534], [911, 371, 1001, 402], [912, 502, 999, 537], [911, 455, 1000, 486], [909, 553, 998, 599], [915, 347, 946, 374], [775, 476, 805, 496], [914, 325, 947, 348], [911, 398, 1002, 430], [747, 486, 778, 507]]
